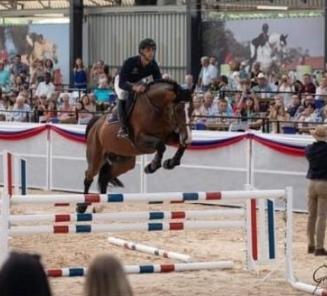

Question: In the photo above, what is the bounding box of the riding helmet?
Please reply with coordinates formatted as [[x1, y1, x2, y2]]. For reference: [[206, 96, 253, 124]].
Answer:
[[139, 38, 156, 53]]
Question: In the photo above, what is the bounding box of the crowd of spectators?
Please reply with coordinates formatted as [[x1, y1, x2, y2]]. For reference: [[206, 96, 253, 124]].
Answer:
[[0, 55, 117, 124], [0, 252, 133, 296], [192, 57, 327, 133], [1, 53, 327, 134]]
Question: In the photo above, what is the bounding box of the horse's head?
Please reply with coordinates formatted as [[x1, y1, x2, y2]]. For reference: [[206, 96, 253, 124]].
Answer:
[[269, 33, 288, 53], [146, 79, 193, 105]]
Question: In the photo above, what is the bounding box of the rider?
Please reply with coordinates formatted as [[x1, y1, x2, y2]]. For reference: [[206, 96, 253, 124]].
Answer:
[[251, 23, 270, 62], [116, 38, 162, 138], [256, 23, 269, 47]]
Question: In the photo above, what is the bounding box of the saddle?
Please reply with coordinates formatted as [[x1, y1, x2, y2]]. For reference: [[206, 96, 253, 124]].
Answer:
[[107, 93, 136, 124]]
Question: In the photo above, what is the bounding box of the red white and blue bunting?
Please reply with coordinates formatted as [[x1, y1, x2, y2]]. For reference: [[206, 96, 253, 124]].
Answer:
[[0, 124, 313, 156]]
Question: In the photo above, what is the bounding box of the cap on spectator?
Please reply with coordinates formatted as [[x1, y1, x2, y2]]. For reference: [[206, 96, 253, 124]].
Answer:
[[257, 73, 266, 79], [310, 125, 327, 141]]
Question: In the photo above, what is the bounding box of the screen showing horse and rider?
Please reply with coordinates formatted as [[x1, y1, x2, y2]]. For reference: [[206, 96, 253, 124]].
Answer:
[[202, 16, 324, 74], [0, 23, 69, 83]]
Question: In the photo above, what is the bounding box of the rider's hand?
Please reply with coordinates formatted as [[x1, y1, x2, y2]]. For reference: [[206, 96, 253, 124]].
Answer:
[[133, 84, 146, 93]]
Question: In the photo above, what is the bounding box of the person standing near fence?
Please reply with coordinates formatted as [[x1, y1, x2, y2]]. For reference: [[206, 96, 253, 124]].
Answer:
[[305, 125, 327, 256]]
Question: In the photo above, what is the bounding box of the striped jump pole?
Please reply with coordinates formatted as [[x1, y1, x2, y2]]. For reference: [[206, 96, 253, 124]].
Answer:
[[10, 208, 245, 223], [108, 236, 192, 262], [47, 260, 234, 277], [10, 190, 286, 205], [9, 220, 244, 235]]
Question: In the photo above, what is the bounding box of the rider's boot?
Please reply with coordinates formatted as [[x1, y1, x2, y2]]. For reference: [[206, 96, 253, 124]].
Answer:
[[117, 100, 129, 138]]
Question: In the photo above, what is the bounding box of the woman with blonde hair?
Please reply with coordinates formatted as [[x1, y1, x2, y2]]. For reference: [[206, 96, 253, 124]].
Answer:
[[85, 255, 133, 296]]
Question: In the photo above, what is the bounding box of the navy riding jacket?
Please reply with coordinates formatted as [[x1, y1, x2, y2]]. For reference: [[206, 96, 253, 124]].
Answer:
[[305, 141, 327, 180], [118, 55, 162, 92]]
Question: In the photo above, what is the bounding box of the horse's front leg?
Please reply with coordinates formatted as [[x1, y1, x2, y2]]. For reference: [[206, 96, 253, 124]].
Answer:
[[163, 145, 186, 170], [137, 134, 166, 174]]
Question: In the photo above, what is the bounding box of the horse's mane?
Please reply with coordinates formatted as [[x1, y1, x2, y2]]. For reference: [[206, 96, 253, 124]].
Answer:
[[147, 79, 180, 94]]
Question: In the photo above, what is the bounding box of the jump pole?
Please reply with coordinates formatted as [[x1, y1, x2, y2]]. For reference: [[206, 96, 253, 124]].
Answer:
[[108, 236, 192, 262], [47, 261, 234, 277], [10, 208, 245, 223]]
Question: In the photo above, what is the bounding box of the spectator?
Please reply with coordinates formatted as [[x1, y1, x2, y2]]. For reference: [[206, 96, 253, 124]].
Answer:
[[44, 58, 54, 76], [239, 61, 249, 80], [251, 73, 273, 99], [10, 54, 29, 78], [293, 79, 305, 94], [84, 254, 133, 296], [58, 93, 75, 123], [35, 72, 55, 99], [305, 125, 327, 256], [198, 56, 218, 91], [30, 59, 45, 86], [303, 73, 316, 94], [278, 74, 294, 108], [94, 74, 115, 104], [239, 97, 262, 129], [73, 58, 88, 89], [12, 74, 28, 94], [75, 100, 93, 124], [44, 100, 58, 122], [209, 56, 219, 76], [0, 59, 10, 92], [81, 94, 96, 113], [89, 60, 104, 88], [267, 99, 289, 133], [191, 94, 205, 125], [250, 61, 262, 87], [0, 252, 52, 296], [35, 96, 48, 123], [181, 74, 194, 90], [316, 77, 327, 101], [200, 91, 217, 120], [208, 98, 233, 130], [287, 95, 303, 119], [298, 103, 317, 124], [12, 95, 31, 122]]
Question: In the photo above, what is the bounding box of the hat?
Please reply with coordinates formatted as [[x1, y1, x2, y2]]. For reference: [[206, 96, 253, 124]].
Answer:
[[257, 73, 266, 79], [310, 125, 327, 141]]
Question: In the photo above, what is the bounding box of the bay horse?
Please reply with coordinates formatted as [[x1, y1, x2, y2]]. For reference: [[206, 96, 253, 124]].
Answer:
[[77, 80, 193, 213]]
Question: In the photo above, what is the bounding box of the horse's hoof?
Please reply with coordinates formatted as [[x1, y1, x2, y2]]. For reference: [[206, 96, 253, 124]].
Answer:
[[163, 159, 178, 170], [144, 162, 161, 174], [76, 203, 88, 213]]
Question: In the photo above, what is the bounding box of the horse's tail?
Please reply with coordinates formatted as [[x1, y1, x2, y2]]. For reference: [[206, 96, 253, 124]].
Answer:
[[98, 161, 124, 193], [85, 116, 101, 139]]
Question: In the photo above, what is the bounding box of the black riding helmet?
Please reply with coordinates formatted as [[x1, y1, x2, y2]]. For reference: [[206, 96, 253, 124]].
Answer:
[[262, 23, 269, 32], [138, 38, 156, 53]]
